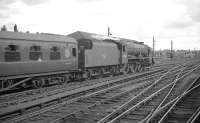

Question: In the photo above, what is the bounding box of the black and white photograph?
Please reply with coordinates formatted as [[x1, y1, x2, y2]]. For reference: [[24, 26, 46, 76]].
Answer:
[[0, 0, 200, 122]]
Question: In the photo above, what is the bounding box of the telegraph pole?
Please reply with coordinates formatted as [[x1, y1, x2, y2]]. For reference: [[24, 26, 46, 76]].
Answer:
[[108, 26, 111, 36], [153, 36, 155, 57], [170, 40, 173, 60]]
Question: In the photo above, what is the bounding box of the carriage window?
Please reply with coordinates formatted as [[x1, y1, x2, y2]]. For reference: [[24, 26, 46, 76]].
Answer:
[[4, 44, 21, 62], [29, 45, 42, 61], [50, 46, 61, 60], [5, 45, 19, 51], [72, 48, 76, 57], [30, 45, 41, 51]]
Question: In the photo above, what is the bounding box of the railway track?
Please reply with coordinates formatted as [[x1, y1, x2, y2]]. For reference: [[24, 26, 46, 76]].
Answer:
[[0, 67, 167, 122], [0, 62, 179, 111], [145, 69, 200, 123], [0, 60, 198, 123], [1, 61, 178, 93], [17, 72, 160, 123], [0, 62, 182, 112], [138, 65, 200, 123], [97, 63, 200, 123], [159, 77, 200, 123], [0, 72, 152, 107], [0, 62, 178, 104], [8, 64, 184, 123]]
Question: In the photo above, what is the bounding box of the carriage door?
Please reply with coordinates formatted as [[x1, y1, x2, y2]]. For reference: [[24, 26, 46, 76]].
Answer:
[[78, 44, 85, 70], [77, 39, 92, 70], [122, 44, 127, 64]]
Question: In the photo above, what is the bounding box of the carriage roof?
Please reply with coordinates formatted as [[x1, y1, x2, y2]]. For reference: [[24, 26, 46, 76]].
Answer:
[[0, 31, 76, 43]]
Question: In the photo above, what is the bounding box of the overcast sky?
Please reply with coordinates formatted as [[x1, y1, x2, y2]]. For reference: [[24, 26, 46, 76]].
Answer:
[[0, 0, 200, 50]]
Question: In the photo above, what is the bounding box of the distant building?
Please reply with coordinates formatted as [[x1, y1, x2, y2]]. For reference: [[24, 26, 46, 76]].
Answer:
[[154, 49, 200, 58], [1, 25, 7, 31]]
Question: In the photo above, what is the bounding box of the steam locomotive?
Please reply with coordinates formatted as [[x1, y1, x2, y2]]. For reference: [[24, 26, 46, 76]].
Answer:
[[0, 30, 154, 90]]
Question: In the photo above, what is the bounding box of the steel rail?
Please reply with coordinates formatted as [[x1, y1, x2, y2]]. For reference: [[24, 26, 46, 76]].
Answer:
[[97, 64, 183, 123], [0, 69, 164, 114], [145, 64, 200, 123], [138, 66, 186, 123], [157, 76, 200, 123], [143, 76, 200, 123], [48, 80, 154, 123], [98, 63, 200, 123], [1, 69, 164, 123], [108, 79, 176, 123], [187, 106, 200, 123]]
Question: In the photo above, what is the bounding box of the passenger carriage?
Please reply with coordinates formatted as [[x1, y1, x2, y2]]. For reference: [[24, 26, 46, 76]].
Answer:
[[0, 31, 77, 89]]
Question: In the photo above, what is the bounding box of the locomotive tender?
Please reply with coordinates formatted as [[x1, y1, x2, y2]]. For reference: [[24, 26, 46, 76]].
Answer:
[[0, 30, 153, 90], [69, 31, 153, 76]]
